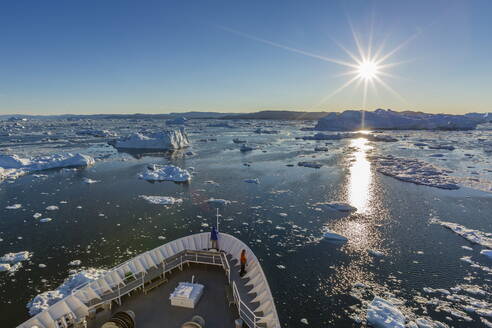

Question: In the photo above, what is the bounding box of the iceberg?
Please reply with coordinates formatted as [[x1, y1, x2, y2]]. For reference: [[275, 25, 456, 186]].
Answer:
[[138, 164, 191, 182], [0, 153, 94, 182], [315, 109, 479, 131], [114, 129, 189, 150]]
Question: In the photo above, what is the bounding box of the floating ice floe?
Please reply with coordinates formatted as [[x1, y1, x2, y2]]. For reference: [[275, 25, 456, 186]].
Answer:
[[430, 218, 492, 249], [322, 229, 348, 242], [205, 198, 231, 206], [5, 203, 22, 209], [480, 250, 492, 259], [0, 153, 95, 182], [113, 129, 189, 150], [315, 202, 357, 212], [82, 177, 99, 184], [40, 218, 52, 223], [0, 251, 33, 274], [69, 260, 81, 266], [366, 297, 406, 328], [33, 213, 42, 219], [232, 138, 246, 144], [139, 195, 183, 205], [244, 178, 260, 184], [298, 161, 323, 169], [370, 155, 459, 190], [46, 205, 59, 211], [27, 268, 107, 315], [138, 164, 191, 182]]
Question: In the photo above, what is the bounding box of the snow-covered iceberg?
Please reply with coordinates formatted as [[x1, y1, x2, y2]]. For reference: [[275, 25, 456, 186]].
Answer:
[[315, 109, 480, 131], [138, 164, 191, 182], [114, 129, 189, 150], [0, 153, 95, 181]]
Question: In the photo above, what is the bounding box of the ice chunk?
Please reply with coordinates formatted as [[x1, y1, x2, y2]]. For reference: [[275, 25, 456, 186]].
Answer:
[[298, 161, 323, 168], [244, 178, 260, 184], [82, 177, 99, 184], [114, 129, 189, 150], [233, 138, 246, 144], [46, 205, 59, 211], [315, 202, 357, 212], [139, 195, 183, 205], [138, 164, 191, 182], [69, 260, 81, 266], [205, 198, 231, 206], [5, 204, 22, 209], [1, 251, 32, 263], [366, 297, 405, 328], [481, 250, 492, 259], [323, 230, 348, 242]]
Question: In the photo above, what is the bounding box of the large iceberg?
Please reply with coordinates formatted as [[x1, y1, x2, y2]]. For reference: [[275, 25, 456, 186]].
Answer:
[[0, 153, 95, 181], [315, 109, 479, 131], [114, 129, 189, 150]]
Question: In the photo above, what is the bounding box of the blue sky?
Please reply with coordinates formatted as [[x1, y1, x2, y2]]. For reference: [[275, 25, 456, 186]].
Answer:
[[1, 0, 491, 114]]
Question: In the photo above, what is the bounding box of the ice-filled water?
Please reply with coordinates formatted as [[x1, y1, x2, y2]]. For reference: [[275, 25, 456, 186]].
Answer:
[[1, 118, 491, 327]]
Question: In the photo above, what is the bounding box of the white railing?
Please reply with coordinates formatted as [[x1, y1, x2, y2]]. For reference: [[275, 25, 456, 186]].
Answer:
[[71, 249, 227, 309], [232, 281, 262, 328]]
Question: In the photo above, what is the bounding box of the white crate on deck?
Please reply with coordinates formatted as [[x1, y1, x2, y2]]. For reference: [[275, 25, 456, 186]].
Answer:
[[169, 282, 204, 308]]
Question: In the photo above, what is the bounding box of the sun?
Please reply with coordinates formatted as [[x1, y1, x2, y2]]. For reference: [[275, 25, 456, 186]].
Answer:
[[357, 60, 379, 80]]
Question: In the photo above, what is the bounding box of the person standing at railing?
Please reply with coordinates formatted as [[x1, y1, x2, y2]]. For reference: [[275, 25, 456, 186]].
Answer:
[[240, 249, 247, 277], [211, 226, 219, 250]]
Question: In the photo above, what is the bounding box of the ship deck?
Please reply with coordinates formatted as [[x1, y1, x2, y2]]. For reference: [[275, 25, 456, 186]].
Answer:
[[86, 255, 264, 328]]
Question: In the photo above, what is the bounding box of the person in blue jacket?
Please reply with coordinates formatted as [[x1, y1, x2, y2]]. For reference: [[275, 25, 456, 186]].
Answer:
[[211, 226, 219, 250]]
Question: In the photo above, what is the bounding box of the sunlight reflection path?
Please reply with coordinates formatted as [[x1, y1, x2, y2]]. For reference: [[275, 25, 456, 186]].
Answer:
[[347, 137, 373, 214]]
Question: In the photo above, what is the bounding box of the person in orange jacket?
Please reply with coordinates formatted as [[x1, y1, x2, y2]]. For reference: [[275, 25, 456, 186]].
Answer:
[[240, 249, 247, 277]]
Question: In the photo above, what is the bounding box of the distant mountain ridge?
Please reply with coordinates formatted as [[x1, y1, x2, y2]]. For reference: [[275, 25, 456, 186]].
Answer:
[[1, 109, 491, 126]]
